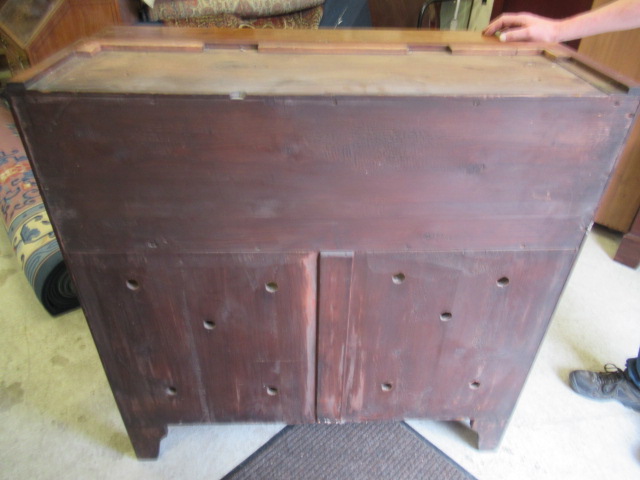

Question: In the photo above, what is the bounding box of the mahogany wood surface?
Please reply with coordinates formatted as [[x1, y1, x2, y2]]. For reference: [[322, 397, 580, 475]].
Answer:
[[7, 27, 640, 459], [12, 95, 634, 255], [69, 253, 318, 425], [0, 0, 137, 72], [333, 252, 574, 425]]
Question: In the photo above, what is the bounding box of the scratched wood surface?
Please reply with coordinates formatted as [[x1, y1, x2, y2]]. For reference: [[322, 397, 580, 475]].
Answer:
[[7, 27, 640, 458], [12, 94, 636, 255], [325, 251, 574, 420], [28, 49, 604, 97], [68, 252, 318, 457]]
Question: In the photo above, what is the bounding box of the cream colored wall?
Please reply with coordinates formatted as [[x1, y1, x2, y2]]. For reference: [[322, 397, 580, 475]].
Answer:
[[440, 0, 495, 31]]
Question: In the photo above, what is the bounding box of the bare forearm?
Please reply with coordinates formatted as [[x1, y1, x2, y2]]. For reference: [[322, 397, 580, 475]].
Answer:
[[484, 0, 640, 42], [557, 0, 640, 41]]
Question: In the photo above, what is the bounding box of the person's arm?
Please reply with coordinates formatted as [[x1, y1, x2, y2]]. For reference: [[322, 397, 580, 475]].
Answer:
[[483, 0, 640, 42]]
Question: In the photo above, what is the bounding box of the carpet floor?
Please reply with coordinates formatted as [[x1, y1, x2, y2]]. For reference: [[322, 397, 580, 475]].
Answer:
[[224, 422, 476, 480]]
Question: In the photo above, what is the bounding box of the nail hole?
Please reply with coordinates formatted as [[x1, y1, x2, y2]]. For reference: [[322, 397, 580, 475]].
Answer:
[[266, 386, 278, 396], [381, 382, 393, 392], [265, 282, 279, 293], [440, 312, 452, 322], [203, 319, 216, 330], [497, 277, 510, 287], [392, 273, 405, 285], [126, 279, 140, 291], [166, 386, 177, 396], [469, 381, 480, 390]]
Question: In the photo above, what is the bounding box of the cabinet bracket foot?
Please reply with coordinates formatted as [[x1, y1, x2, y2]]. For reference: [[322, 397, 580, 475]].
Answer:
[[125, 424, 168, 459]]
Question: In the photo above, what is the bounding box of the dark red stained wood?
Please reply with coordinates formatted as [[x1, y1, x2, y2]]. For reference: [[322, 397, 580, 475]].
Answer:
[[316, 252, 355, 422], [6, 28, 639, 458], [68, 253, 210, 430], [334, 250, 576, 447], [184, 253, 317, 424], [68, 252, 318, 455], [11, 94, 636, 255], [124, 425, 168, 459]]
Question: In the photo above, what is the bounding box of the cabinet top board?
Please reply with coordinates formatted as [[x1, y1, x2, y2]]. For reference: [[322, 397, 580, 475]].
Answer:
[[8, 27, 639, 98]]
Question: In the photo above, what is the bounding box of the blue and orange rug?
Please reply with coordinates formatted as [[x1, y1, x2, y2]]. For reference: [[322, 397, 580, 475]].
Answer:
[[0, 105, 78, 315]]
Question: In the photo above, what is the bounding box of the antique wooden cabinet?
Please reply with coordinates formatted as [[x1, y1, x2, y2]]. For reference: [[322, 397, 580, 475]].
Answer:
[[7, 27, 639, 459], [0, 0, 137, 74]]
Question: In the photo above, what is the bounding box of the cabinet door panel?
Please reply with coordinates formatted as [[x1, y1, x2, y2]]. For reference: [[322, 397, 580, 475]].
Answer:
[[68, 252, 317, 428], [327, 250, 575, 422]]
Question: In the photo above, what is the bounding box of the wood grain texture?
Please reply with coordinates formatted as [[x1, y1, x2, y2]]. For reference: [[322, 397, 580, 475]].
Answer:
[[68, 252, 317, 455], [6, 28, 639, 457], [94, 24, 496, 46], [27, 49, 605, 96], [334, 251, 575, 425], [317, 252, 355, 422], [11, 94, 635, 256]]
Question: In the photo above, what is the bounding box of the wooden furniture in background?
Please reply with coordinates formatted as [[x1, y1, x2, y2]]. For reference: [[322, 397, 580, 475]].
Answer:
[[579, 0, 640, 238], [368, 0, 428, 27], [0, 0, 138, 74], [614, 209, 640, 268], [7, 27, 639, 459]]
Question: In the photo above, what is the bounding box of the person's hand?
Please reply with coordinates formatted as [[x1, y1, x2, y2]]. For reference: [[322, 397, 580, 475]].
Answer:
[[483, 13, 562, 42]]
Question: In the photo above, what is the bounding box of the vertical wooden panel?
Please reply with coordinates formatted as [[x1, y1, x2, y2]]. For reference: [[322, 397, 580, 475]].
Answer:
[[338, 250, 576, 447], [186, 253, 318, 424], [67, 251, 318, 457], [317, 251, 354, 422], [67, 254, 210, 431]]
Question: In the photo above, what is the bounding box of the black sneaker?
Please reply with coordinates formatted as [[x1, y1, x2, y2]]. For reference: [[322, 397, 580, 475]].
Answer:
[[569, 364, 640, 412]]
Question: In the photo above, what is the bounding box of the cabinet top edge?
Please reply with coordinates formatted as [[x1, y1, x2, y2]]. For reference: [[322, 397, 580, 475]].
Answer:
[[6, 27, 640, 98]]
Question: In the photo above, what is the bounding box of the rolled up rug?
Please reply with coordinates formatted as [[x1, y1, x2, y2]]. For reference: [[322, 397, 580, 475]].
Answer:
[[0, 104, 78, 315]]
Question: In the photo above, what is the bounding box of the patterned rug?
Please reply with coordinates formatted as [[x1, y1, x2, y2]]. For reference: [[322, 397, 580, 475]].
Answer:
[[158, 5, 323, 29], [223, 422, 477, 480], [147, 0, 324, 29], [0, 105, 78, 315]]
